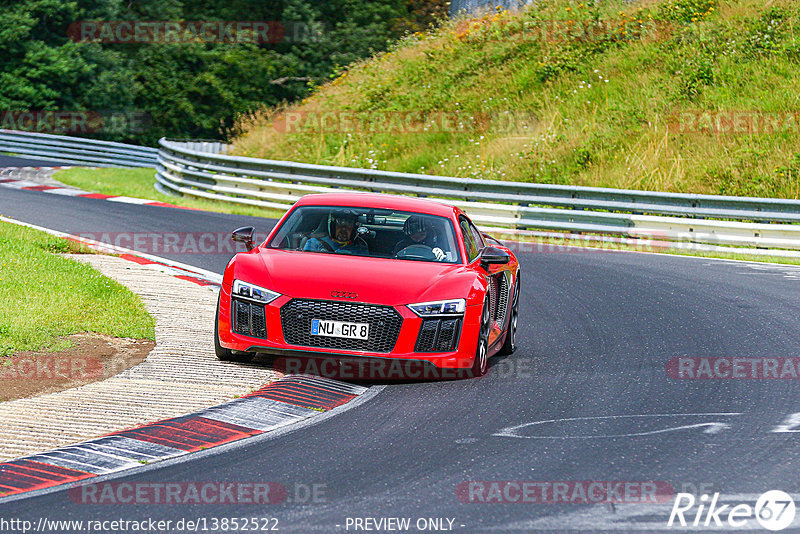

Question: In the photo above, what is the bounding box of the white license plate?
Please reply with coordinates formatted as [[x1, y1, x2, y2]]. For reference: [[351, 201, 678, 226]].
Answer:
[[310, 319, 369, 340]]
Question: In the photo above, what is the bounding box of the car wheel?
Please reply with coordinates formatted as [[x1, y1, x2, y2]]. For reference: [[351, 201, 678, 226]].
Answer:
[[498, 273, 520, 356], [215, 293, 255, 363], [470, 299, 491, 378]]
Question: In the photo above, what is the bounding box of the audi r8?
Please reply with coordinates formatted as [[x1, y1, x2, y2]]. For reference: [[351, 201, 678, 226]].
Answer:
[[215, 192, 520, 378]]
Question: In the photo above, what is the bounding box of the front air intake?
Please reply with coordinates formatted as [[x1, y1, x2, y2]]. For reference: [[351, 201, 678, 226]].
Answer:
[[232, 298, 268, 339], [414, 318, 462, 353]]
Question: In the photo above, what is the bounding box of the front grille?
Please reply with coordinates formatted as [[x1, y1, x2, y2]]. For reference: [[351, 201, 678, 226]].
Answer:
[[281, 299, 403, 353], [232, 298, 268, 339], [415, 318, 462, 353]]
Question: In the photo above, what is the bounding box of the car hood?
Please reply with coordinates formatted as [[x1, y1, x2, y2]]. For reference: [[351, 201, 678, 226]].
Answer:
[[234, 249, 479, 306]]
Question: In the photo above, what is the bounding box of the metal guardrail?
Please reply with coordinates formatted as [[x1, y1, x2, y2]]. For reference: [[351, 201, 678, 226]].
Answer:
[[156, 138, 800, 252], [0, 129, 157, 168]]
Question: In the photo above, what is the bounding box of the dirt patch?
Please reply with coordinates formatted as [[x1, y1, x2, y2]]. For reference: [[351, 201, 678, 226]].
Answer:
[[0, 333, 154, 402]]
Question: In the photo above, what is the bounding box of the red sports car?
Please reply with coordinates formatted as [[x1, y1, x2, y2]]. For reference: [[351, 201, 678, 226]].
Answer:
[[215, 192, 520, 379]]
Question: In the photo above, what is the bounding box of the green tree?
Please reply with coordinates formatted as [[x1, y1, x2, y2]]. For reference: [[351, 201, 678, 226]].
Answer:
[[0, 0, 449, 144]]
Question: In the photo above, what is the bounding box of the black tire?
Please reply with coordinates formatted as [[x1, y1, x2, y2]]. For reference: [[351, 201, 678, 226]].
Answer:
[[469, 299, 491, 378], [215, 293, 255, 363], [498, 272, 520, 356]]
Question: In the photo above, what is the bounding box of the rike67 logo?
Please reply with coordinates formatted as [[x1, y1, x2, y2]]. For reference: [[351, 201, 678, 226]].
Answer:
[[668, 490, 796, 531]]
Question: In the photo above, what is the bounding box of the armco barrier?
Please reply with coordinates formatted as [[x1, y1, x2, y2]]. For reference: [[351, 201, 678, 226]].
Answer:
[[0, 129, 157, 168], [156, 138, 800, 252]]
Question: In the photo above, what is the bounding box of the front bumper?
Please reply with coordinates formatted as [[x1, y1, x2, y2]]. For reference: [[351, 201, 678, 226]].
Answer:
[[217, 284, 481, 370]]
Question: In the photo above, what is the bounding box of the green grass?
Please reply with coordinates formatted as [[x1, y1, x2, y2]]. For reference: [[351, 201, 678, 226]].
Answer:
[[231, 0, 800, 199], [0, 221, 155, 357], [54, 167, 286, 219]]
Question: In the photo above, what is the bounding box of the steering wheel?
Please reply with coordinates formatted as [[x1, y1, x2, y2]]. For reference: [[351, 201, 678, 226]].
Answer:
[[395, 244, 437, 261]]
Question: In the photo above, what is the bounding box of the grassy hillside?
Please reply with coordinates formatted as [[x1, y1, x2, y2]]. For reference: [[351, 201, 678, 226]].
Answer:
[[231, 0, 800, 199]]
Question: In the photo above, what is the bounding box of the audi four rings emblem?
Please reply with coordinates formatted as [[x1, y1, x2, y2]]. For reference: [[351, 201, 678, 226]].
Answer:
[[331, 291, 357, 299]]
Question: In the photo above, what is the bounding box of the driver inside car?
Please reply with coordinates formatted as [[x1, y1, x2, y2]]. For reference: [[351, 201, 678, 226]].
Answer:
[[394, 215, 446, 261], [303, 209, 369, 255]]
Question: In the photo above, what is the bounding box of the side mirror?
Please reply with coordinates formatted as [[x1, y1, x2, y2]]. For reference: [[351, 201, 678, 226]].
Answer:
[[232, 226, 255, 251], [479, 246, 510, 269]]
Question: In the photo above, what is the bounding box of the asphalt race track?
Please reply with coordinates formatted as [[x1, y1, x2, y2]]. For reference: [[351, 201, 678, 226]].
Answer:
[[2, 186, 800, 531], [0, 154, 76, 168]]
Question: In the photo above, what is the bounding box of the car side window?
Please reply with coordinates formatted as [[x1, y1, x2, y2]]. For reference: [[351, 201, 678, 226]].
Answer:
[[460, 218, 479, 262], [468, 222, 485, 253]]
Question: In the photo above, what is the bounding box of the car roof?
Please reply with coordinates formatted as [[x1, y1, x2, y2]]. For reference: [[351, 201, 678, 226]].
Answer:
[[294, 192, 460, 218]]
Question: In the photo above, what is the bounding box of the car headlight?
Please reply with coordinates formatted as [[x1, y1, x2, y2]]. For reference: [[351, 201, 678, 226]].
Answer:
[[407, 298, 466, 317], [232, 279, 281, 304]]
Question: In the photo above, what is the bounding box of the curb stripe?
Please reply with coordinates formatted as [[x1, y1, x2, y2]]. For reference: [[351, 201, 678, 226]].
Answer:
[[253, 386, 354, 409], [0, 467, 60, 486], [47, 188, 91, 196], [6, 460, 92, 480], [1, 180, 41, 189], [21, 185, 60, 191], [77, 193, 115, 199], [112, 417, 259, 452], [174, 274, 217, 286], [106, 196, 158, 205], [79, 436, 184, 462], [0, 374, 369, 499], [0, 460, 93, 494], [146, 201, 196, 210], [289, 374, 368, 395], [27, 452, 123, 474], [195, 397, 319, 432], [118, 253, 157, 265], [0, 170, 192, 210], [249, 379, 358, 410]]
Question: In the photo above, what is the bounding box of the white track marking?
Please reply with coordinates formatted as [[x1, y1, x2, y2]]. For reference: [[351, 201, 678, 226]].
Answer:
[[494, 413, 743, 439], [105, 196, 155, 204]]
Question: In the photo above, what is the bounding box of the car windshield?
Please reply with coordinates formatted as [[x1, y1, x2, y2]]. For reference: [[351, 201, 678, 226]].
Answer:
[[268, 206, 462, 264]]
